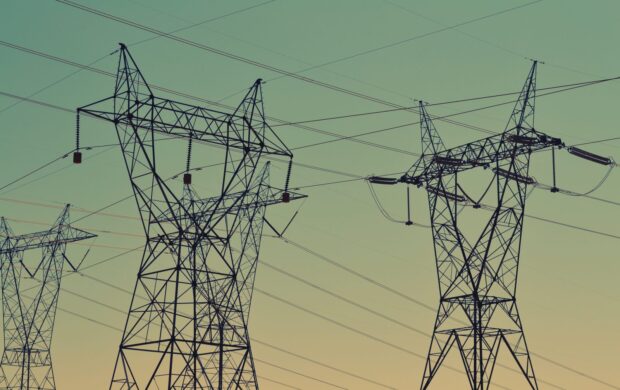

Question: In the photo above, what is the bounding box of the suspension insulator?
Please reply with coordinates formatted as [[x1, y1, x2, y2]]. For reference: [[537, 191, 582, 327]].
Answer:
[[73, 152, 82, 164], [282, 192, 291, 203], [567, 146, 613, 165], [493, 168, 535, 184], [183, 173, 192, 185], [433, 155, 463, 166], [368, 176, 398, 185], [507, 134, 538, 145], [426, 185, 467, 202]]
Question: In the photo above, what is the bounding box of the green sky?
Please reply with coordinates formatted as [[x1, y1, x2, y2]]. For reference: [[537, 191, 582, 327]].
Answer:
[[1, 0, 619, 389]]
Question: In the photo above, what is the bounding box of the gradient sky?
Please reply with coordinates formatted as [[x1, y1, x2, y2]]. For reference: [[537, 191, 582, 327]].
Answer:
[[1, 1, 619, 389]]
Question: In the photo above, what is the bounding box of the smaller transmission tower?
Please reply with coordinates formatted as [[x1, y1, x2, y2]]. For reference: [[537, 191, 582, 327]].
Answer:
[[371, 62, 564, 389], [0, 205, 96, 390]]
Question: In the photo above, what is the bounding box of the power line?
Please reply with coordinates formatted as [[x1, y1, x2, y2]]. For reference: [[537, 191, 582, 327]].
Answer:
[[382, 0, 604, 79], [41, 304, 313, 390], [0, 41, 420, 156], [261, 260, 430, 337], [5, 39, 615, 159], [51, 256, 399, 389], [252, 339, 397, 390], [270, 237, 614, 390], [0, 90, 73, 113], [3, 86, 617, 219], [3, 6, 616, 386], [272, 76, 620, 128], [252, 358, 346, 390], [7, 214, 615, 388], [0, 145, 115, 196], [16, 216, 620, 389], [55, 241, 492, 389], [216, 0, 545, 104], [55, 0, 415, 106], [271, 0, 544, 75], [0, 1, 277, 118], [0, 53, 112, 116], [127, 0, 278, 48], [2, 138, 619, 244], [53, 0, 504, 136], [0, 150, 73, 192], [2, 31, 616, 384], [288, 78, 620, 151], [572, 136, 620, 147]]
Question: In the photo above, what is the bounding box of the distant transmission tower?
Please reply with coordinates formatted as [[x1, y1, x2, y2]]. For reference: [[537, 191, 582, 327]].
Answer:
[[0, 205, 95, 390], [371, 62, 563, 389], [76, 44, 304, 389]]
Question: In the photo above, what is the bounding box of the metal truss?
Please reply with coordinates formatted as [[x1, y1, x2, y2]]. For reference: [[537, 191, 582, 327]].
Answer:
[[0, 205, 96, 390], [400, 62, 563, 389], [77, 44, 305, 389]]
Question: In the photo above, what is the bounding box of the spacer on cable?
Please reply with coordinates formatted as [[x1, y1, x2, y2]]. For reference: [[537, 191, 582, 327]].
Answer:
[[183, 173, 192, 185], [73, 151, 82, 164]]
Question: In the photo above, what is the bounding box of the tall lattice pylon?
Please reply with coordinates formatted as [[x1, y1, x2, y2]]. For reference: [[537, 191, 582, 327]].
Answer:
[[0, 206, 95, 390], [77, 44, 304, 389], [395, 62, 564, 389]]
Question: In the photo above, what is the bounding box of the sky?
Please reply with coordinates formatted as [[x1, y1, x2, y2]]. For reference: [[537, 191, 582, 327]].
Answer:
[[1, 0, 619, 389]]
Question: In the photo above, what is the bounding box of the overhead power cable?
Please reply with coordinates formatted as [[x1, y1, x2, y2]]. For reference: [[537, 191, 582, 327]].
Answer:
[[52, 260, 398, 389], [0, 41, 419, 156], [53, 0, 509, 136], [272, 236, 616, 390], [8, 213, 616, 389], [269, 1, 545, 77], [127, 0, 278, 48], [36, 302, 314, 390], [572, 136, 620, 147], [261, 260, 430, 337], [289, 78, 620, 151], [214, 0, 544, 103], [53, 249, 510, 390], [272, 76, 620, 128], [0, 150, 74, 192], [4, 40, 617, 156]]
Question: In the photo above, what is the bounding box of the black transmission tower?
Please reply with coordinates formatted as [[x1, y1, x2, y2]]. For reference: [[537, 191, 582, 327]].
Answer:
[[0, 205, 96, 390], [372, 62, 563, 389], [76, 44, 304, 389]]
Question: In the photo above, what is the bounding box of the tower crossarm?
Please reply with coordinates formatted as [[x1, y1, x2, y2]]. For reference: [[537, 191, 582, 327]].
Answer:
[[79, 89, 292, 158], [0, 226, 96, 254], [400, 128, 562, 186], [152, 187, 306, 224]]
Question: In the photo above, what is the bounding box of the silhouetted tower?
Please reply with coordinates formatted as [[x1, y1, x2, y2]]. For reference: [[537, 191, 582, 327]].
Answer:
[[76, 44, 304, 389], [372, 62, 564, 389], [0, 206, 95, 390]]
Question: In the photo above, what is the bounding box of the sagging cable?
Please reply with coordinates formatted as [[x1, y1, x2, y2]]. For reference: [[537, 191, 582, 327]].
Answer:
[[426, 185, 467, 203], [367, 176, 399, 185], [492, 167, 536, 185]]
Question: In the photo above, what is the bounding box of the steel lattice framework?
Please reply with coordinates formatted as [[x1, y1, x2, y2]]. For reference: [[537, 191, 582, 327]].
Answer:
[[399, 62, 563, 389], [77, 44, 304, 389], [0, 205, 95, 390]]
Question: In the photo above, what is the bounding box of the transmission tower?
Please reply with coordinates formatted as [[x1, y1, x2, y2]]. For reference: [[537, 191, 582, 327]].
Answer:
[[372, 62, 563, 389], [76, 44, 304, 389], [0, 205, 96, 390]]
